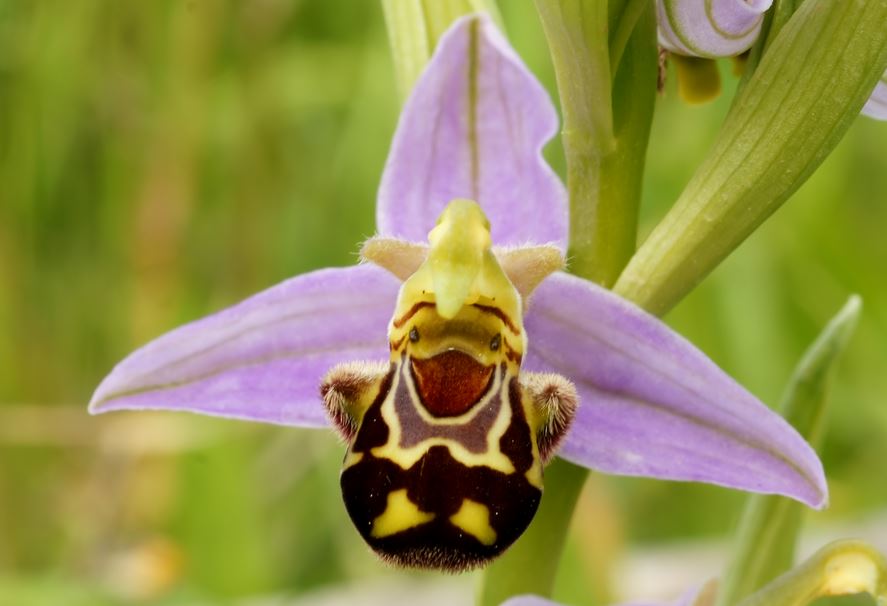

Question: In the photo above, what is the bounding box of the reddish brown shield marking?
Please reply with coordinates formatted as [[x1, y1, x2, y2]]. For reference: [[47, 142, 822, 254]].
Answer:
[[411, 351, 493, 417]]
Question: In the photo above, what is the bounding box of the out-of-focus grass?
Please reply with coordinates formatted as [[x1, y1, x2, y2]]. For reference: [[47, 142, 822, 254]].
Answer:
[[1, 1, 885, 603]]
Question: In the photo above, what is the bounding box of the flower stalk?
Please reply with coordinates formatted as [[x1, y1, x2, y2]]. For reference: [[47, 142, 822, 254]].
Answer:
[[535, 0, 657, 287]]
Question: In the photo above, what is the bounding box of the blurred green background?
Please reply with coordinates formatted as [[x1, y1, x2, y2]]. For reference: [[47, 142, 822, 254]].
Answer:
[[1, 1, 886, 604]]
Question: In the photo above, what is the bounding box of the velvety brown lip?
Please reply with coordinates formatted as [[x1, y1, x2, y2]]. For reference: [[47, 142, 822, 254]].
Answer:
[[411, 350, 494, 417]]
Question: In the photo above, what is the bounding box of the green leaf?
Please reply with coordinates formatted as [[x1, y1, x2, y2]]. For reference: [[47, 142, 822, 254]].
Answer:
[[716, 296, 862, 606], [740, 0, 807, 86], [608, 0, 649, 72], [614, 0, 887, 315]]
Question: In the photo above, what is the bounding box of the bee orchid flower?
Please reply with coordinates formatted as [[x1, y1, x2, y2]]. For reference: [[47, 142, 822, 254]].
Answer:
[[89, 15, 826, 571]]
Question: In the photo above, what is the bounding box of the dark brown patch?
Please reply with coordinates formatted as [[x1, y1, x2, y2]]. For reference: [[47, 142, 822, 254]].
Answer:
[[503, 339, 522, 364], [390, 335, 406, 351], [498, 377, 535, 474], [411, 351, 493, 417], [349, 369, 396, 453], [658, 46, 668, 93]]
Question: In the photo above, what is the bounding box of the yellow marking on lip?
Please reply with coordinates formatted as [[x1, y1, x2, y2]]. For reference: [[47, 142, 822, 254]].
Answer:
[[342, 450, 363, 469], [450, 499, 497, 546], [524, 458, 543, 490], [370, 489, 435, 539]]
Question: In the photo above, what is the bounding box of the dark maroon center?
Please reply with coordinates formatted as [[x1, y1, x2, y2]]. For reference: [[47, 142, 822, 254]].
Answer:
[[410, 350, 493, 417]]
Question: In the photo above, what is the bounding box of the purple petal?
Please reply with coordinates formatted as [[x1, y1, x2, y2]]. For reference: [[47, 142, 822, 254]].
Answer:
[[863, 71, 887, 120], [500, 596, 561, 606], [658, 0, 772, 58], [524, 272, 827, 508], [377, 14, 568, 251], [90, 265, 398, 427], [500, 583, 708, 606], [612, 581, 716, 606]]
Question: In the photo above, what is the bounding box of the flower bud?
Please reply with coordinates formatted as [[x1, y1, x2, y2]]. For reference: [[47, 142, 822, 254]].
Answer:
[[657, 0, 773, 58]]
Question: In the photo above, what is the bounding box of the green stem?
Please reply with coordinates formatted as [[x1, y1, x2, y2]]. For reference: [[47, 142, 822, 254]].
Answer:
[[536, 0, 657, 288]]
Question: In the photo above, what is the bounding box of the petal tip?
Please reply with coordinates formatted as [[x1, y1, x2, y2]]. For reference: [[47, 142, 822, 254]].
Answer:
[[526, 273, 832, 507]]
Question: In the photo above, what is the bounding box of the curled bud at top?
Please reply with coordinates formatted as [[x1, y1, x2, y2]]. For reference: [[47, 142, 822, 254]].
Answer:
[[863, 70, 887, 120], [657, 0, 774, 58]]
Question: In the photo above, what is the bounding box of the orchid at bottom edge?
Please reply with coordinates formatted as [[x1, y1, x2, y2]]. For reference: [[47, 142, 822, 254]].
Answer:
[[88, 15, 826, 571]]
